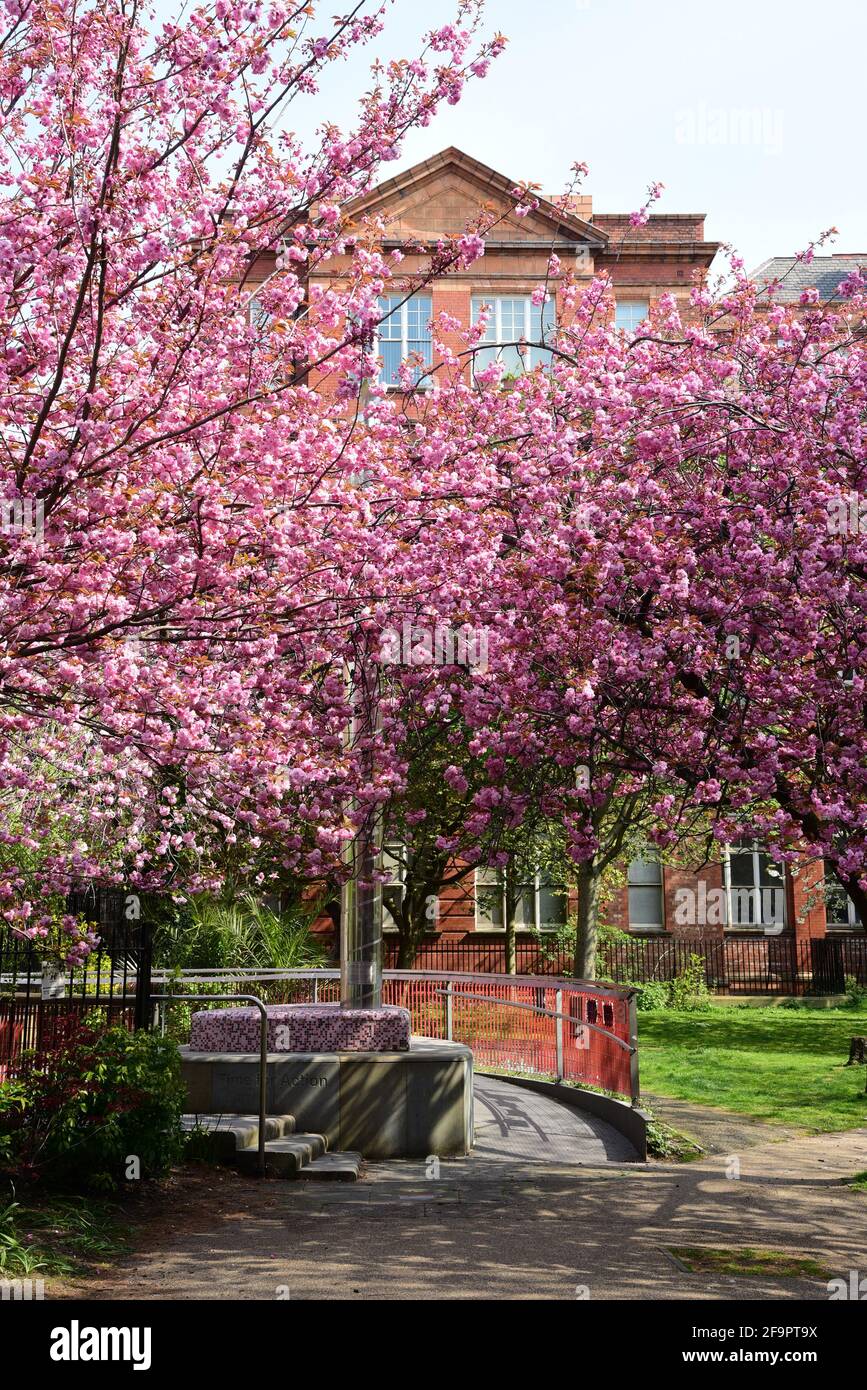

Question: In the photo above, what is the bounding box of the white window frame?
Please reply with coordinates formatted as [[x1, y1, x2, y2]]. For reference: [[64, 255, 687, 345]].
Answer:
[[381, 843, 406, 933], [627, 857, 665, 933], [470, 295, 555, 377], [614, 299, 650, 334], [723, 842, 787, 931], [375, 294, 433, 390], [247, 294, 272, 330], [474, 868, 567, 933], [824, 875, 862, 930]]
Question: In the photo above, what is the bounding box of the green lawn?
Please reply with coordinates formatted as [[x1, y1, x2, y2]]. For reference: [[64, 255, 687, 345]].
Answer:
[[638, 1006, 867, 1132]]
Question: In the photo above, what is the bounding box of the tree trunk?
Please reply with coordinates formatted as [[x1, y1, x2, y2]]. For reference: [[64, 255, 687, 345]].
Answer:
[[574, 857, 601, 980], [394, 868, 446, 969], [396, 932, 416, 969], [846, 1036, 867, 1065], [392, 893, 418, 968], [840, 873, 867, 928]]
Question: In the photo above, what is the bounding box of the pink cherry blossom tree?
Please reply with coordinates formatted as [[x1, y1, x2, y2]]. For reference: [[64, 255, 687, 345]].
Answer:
[[0, 0, 505, 939]]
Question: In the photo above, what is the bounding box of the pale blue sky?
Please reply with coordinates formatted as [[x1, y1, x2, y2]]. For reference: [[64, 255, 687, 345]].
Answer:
[[299, 0, 867, 276]]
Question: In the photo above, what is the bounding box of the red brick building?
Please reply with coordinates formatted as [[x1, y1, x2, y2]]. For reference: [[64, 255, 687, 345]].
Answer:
[[306, 146, 719, 393], [293, 148, 863, 962]]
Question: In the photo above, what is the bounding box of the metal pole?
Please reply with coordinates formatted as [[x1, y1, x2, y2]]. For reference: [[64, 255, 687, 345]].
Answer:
[[555, 988, 564, 1082], [133, 919, 153, 1032], [446, 982, 453, 1041], [152, 992, 269, 1176], [627, 991, 640, 1107], [340, 648, 383, 1010]]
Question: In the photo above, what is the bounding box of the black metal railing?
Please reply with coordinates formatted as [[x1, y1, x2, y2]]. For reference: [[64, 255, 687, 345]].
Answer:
[[0, 890, 153, 1075], [383, 932, 867, 995], [382, 936, 575, 975], [600, 934, 867, 996]]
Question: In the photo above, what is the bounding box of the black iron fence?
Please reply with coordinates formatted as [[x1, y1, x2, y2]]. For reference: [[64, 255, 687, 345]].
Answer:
[[382, 932, 867, 996], [0, 889, 152, 1076], [601, 934, 867, 996], [3, 910, 865, 1076], [382, 936, 575, 975]]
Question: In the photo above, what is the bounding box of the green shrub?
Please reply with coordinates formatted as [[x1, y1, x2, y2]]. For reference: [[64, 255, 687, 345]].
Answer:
[[644, 1115, 704, 1161], [155, 892, 330, 972], [667, 954, 711, 1011], [844, 974, 867, 1009], [635, 979, 670, 1011], [634, 957, 710, 1011], [0, 1020, 184, 1190]]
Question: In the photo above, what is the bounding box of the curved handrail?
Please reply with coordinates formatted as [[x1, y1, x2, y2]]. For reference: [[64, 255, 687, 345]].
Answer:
[[151, 965, 637, 1001], [436, 987, 636, 1053]]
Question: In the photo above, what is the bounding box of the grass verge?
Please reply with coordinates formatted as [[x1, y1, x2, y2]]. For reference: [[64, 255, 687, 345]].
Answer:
[[667, 1245, 833, 1280], [639, 1005, 867, 1132]]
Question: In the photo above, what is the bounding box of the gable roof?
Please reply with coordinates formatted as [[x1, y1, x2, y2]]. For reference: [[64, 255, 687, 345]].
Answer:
[[343, 146, 608, 248], [749, 255, 867, 304]]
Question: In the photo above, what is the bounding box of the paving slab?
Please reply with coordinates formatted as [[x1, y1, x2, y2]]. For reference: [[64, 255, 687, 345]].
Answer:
[[471, 1074, 639, 1165], [62, 1096, 867, 1303]]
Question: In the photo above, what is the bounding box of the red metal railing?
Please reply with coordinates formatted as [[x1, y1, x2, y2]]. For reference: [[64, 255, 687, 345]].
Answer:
[[150, 968, 639, 1102]]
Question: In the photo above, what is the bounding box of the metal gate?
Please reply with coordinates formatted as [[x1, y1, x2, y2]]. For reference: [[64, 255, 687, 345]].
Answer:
[[809, 937, 846, 996], [0, 889, 153, 1076]]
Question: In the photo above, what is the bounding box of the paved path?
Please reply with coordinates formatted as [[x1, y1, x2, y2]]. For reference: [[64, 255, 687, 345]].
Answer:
[[644, 1091, 806, 1155], [62, 1084, 867, 1302], [471, 1075, 638, 1166]]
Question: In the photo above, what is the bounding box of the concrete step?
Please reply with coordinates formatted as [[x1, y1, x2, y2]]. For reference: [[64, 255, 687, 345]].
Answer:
[[182, 1113, 295, 1159], [297, 1151, 363, 1182], [238, 1132, 328, 1177], [182, 1113, 362, 1179]]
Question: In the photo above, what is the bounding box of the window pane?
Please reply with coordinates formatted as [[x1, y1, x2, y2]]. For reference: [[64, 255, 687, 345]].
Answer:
[[379, 340, 403, 385], [629, 885, 663, 927], [538, 884, 567, 928], [528, 346, 554, 370], [497, 344, 526, 376], [614, 300, 649, 333], [381, 843, 404, 932], [727, 844, 786, 927], [499, 299, 525, 338], [474, 344, 499, 372], [381, 845, 404, 885], [405, 295, 432, 336], [825, 876, 860, 926], [530, 296, 556, 344], [628, 858, 661, 886], [514, 887, 534, 928], [377, 294, 431, 385], [475, 869, 503, 929], [377, 295, 403, 339], [729, 885, 760, 926], [729, 850, 755, 889], [825, 878, 850, 925], [756, 851, 784, 889], [249, 296, 271, 330], [471, 297, 496, 340]]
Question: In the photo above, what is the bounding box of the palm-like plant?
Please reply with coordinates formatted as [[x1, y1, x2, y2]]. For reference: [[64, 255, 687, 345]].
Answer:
[[158, 893, 330, 971]]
